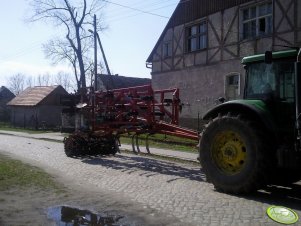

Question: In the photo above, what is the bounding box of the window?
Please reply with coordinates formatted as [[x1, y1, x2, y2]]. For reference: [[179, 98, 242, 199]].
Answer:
[[225, 73, 240, 100], [242, 2, 272, 39], [163, 41, 172, 58], [186, 21, 207, 52]]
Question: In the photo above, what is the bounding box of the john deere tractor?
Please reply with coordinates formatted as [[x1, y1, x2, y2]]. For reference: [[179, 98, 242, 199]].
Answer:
[[199, 49, 301, 194]]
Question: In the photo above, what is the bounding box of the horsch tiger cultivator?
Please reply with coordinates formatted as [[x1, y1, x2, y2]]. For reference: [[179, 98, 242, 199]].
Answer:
[[63, 84, 199, 157]]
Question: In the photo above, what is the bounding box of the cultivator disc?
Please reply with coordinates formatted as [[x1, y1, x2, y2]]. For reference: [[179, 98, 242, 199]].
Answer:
[[63, 131, 119, 157]]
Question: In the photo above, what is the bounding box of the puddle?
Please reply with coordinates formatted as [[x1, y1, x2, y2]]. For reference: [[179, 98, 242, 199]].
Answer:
[[47, 205, 127, 225]]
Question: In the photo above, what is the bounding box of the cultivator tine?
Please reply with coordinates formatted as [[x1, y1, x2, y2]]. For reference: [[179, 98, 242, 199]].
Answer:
[[145, 134, 151, 154], [131, 134, 136, 153], [135, 134, 141, 153], [131, 134, 138, 154], [115, 136, 121, 153]]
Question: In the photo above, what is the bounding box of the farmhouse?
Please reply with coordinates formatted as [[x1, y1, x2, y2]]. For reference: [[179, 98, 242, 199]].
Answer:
[[146, 0, 301, 128]]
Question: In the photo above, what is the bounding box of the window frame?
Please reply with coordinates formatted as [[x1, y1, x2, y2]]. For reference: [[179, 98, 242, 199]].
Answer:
[[163, 41, 172, 58], [224, 73, 241, 99], [185, 20, 207, 53], [241, 2, 272, 40]]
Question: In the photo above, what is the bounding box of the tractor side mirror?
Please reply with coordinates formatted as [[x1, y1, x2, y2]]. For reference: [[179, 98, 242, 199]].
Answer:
[[265, 51, 273, 64]]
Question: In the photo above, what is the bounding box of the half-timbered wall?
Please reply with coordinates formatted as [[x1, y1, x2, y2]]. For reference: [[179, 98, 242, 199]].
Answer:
[[150, 0, 301, 129]]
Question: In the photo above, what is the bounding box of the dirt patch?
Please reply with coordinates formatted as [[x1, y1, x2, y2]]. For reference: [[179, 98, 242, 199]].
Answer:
[[0, 154, 181, 226], [0, 187, 66, 225], [0, 184, 181, 226], [0, 187, 145, 225]]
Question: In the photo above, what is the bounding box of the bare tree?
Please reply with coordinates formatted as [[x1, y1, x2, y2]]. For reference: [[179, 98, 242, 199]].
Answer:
[[7, 74, 25, 95], [28, 0, 106, 91], [26, 76, 35, 88], [37, 73, 51, 86], [53, 71, 73, 91], [43, 37, 94, 91], [43, 38, 80, 89]]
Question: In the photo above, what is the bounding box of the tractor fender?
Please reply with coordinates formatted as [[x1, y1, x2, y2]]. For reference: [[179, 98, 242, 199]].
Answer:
[[202, 101, 277, 138]]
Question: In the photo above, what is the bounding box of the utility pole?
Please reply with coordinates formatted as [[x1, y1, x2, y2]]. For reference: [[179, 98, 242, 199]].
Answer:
[[96, 32, 111, 76], [89, 15, 113, 90], [93, 14, 97, 91]]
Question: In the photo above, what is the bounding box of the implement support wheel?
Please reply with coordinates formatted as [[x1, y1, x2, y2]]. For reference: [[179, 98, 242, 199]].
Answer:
[[63, 136, 82, 157]]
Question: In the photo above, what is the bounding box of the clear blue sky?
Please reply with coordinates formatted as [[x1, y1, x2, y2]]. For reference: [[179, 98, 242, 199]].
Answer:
[[0, 0, 178, 87]]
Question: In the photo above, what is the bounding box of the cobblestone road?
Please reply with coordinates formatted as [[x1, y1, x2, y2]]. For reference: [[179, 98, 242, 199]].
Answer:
[[0, 133, 300, 226]]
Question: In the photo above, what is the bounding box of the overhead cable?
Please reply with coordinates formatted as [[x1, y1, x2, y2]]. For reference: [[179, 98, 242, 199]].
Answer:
[[103, 0, 169, 19]]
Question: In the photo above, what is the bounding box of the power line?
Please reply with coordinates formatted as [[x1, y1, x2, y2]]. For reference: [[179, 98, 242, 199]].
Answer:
[[105, 0, 176, 18], [107, 2, 178, 23], [103, 0, 170, 19], [0, 42, 42, 63], [105, 0, 244, 36], [105, 0, 194, 23], [0, 34, 60, 63]]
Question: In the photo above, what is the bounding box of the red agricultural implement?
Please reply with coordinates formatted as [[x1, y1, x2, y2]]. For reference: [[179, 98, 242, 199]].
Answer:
[[63, 84, 199, 157]]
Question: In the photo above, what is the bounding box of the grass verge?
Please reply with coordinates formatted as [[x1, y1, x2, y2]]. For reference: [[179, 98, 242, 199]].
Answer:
[[121, 149, 200, 166], [0, 122, 57, 134], [120, 133, 198, 153], [0, 154, 63, 192]]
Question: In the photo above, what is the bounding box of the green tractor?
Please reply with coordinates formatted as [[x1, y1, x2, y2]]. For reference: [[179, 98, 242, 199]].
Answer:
[[199, 49, 301, 194]]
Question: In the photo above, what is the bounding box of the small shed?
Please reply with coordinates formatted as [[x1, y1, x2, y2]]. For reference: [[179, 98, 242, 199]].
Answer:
[[7, 85, 68, 129], [0, 86, 15, 122]]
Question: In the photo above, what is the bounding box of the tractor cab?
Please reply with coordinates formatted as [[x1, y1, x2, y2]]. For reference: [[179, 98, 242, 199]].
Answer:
[[242, 50, 298, 138], [244, 59, 295, 102]]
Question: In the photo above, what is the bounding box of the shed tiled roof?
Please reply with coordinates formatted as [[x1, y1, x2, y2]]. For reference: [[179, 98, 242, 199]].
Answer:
[[7, 85, 62, 106]]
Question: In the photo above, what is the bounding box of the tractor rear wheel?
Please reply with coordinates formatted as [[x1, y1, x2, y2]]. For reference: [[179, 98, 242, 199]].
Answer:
[[199, 114, 269, 194]]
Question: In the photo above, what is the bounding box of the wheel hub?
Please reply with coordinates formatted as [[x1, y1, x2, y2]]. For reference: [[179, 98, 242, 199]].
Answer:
[[212, 131, 247, 175], [223, 143, 237, 158]]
